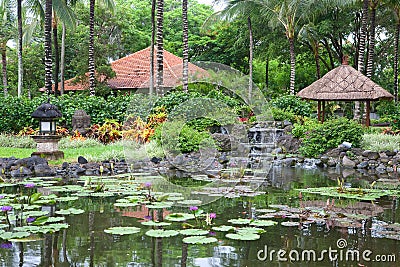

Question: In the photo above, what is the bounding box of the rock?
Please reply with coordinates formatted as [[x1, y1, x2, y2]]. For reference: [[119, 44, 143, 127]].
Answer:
[[283, 158, 296, 167], [320, 156, 329, 164], [341, 142, 352, 149], [276, 135, 301, 153], [366, 151, 380, 160], [78, 156, 88, 164], [385, 150, 396, 157], [61, 162, 69, 169], [380, 157, 390, 164], [357, 161, 369, 169], [386, 167, 394, 173], [11, 166, 32, 178], [34, 164, 55, 176], [315, 159, 324, 168], [211, 133, 231, 152], [376, 164, 387, 173], [342, 156, 356, 168], [327, 158, 337, 167], [10, 156, 48, 171]]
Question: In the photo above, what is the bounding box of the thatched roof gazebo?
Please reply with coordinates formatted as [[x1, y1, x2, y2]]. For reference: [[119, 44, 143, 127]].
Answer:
[[297, 59, 394, 126]]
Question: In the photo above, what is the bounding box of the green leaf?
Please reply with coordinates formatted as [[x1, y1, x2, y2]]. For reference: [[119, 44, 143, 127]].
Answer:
[[225, 233, 260, 241], [141, 221, 171, 227], [145, 229, 179, 238], [249, 220, 278, 227], [228, 218, 252, 225], [104, 226, 141, 235], [165, 213, 195, 222], [0, 231, 30, 240], [183, 236, 218, 244], [179, 229, 209, 236], [212, 225, 235, 232]]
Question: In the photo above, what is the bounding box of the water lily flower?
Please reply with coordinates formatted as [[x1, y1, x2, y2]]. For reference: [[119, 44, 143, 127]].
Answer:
[[144, 182, 152, 188], [0, 195, 4, 199], [209, 213, 216, 219], [208, 231, 216, 236], [1, 206, 12, 212], [26, 217, 36, 223], [144, 215, 152, 220], [0, 242, 12, 249], [24, 183, 36, 188], [189, 206, 198, 211]]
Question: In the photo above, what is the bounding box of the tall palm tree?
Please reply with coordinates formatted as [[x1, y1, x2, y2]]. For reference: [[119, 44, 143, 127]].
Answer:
[[88, 0, 115, 96], [149, 0, 156, 95], [0, 0, 14, 97], [247, 16, 253, 99], [44, 0, 53, 95], [17, 0, 23, 97], [156, 0, 164, 96], [182, 0, 189, 93], [390, 0, 400, 102], [366, 0, 381, 78]]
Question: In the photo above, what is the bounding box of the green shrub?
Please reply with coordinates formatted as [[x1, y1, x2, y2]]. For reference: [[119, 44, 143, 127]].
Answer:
[[152, 121, 215, 153], [0, 134, 36, 148], [296, 118, 364, 158], [58, 138, 103, 149], [271, 95, 313, 117], [291, 118, 320, 138], [361, 133, 400, 151], [270, 107, 297, 123]]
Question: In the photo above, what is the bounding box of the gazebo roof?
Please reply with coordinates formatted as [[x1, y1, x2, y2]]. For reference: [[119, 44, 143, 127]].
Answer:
[[297, 63, 394, 101]]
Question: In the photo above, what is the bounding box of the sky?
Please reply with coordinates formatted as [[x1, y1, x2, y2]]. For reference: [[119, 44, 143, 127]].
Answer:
[[197, 0, 225, 11]]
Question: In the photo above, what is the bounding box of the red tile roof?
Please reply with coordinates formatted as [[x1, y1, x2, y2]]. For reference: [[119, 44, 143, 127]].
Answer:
[[46, 47, 207, 92]]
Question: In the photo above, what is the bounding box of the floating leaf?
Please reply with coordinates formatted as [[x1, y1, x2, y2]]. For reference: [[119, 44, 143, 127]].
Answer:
[[256, 209, 276, 213], [212, 225, 235, 232], [177, 200, 202, 206], [56, 196, 79, 202], [183, 236, 218, 244], [104, 226, 141, 235], [165, 213, 195, 222], [113, 202, 139, 208], [141, 221, 171, 227], [250, 220, 278, 227], [180, 229, 209, 236], [228, 218, 252, 225], [236, 227, 266, 234], [145, 229, 179, 238], [281, 221, 300, 227], [55, 208, 85, 215], [146, 202, 173, 209], [0, 231, 30, 240], [225, 233, 260, 241]]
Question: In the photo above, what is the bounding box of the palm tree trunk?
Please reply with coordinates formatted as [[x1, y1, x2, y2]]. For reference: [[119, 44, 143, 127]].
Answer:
[[394, 16, 400, 103], [149, 0, 156, 95], [53, 12, 59, 96], [248, 16, 253, 100], [182, 0, 189, 93], [17, 0, 23, 97], [60, 22, 66, 95], [289, 37, 296, 94], [366, 5, 377, 78], [265, 56, 269, 92], [88, 0, 96, 96], [354, 0, 369, 120], [1, 44, 7, 97], [156, 0, 164, 96], [44, 0, 53, 95]]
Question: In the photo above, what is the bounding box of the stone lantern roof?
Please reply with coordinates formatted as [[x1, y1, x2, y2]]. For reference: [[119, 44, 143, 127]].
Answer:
[[31, 101, 62, 119]]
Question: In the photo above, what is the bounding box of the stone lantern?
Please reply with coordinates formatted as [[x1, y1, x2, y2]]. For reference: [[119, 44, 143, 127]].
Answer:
[[31, 100, 64, 160]]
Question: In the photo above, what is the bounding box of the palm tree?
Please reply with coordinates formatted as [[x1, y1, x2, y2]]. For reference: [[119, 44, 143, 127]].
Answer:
[[44, 0, 53, 95], [366, 0, 382, 78], [156, 0, 164, 96], [0, 0, 14, 97], [17, 0, 23, 97], [390, 0, 400, 102], [182, 0, 189, 93], [149, 0, 156, 95], [88, 0, 115, 96]]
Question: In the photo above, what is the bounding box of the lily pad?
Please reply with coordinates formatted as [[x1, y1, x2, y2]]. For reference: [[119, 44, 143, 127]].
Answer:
[[146, 202, 173, 209], [182, 236, 218, 244], [281, 221, 300, 227], [212, 225, 235, 232], [179, 229, 209, 236], [236, 227, 266, 234], [55, 208, 85, 215], [0, 231, 30, 240], [104, 226, 141, 235], [225, 233, 260, 241], [141, 221, 171, 227], [228, 218, 252, 225], [165, 213, 195, 222], [145, 229, 179, 238], [56, 196, 79, 202], [113, 202, 139, 208], [249, 220, 278, 227]]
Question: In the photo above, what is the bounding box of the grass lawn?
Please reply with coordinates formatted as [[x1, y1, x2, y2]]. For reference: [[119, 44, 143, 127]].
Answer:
[[0, 146, 125, 165]]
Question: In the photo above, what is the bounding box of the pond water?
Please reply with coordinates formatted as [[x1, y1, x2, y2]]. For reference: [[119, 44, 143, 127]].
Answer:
[[0, 167, 399, 267]]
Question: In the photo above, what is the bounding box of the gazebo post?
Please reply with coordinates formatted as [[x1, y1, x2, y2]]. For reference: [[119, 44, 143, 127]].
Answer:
[[365, 100, 370, 127], [317, 101, 321, 122], [322, 101, 326, 123]]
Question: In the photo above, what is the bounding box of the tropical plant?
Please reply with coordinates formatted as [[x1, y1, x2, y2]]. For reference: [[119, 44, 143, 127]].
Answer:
[[156, 0, 164, 96]]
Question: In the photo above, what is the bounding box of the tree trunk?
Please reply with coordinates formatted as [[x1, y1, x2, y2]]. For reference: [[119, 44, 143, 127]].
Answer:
[[44, 0, 53, 95], [248, 16, 253, 100], [354, 0, 369, 120], [1, 44, 8, 97], [182, 0, 189, 93], [314, 42, 321, 79], [156, 0, 164, 96], [265, 56, 269, 92], [366, 4, 377, 78], [394, 15, 400, 103], [53, 12, 59, 96], [17, 0, 23, 97], [149, 0, 156, 95], [289, 37, 296, 94], [60, 22, 66, 95], [88, 0, 96, 96]]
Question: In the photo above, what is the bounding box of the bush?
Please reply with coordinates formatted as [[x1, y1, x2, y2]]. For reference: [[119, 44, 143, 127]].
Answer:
[[270, 107, 297, 123], [271, 95, 313, 117], [361, 133, 400, 151], [0, 134, 36, 148], [295, 118, 364, 157]]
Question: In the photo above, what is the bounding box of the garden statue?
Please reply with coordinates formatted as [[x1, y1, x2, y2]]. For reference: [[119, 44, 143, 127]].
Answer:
[[72, 110, 91, 135]]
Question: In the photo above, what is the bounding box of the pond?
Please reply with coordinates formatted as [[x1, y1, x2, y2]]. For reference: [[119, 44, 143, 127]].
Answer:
[[0, 166, 399, 267]]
